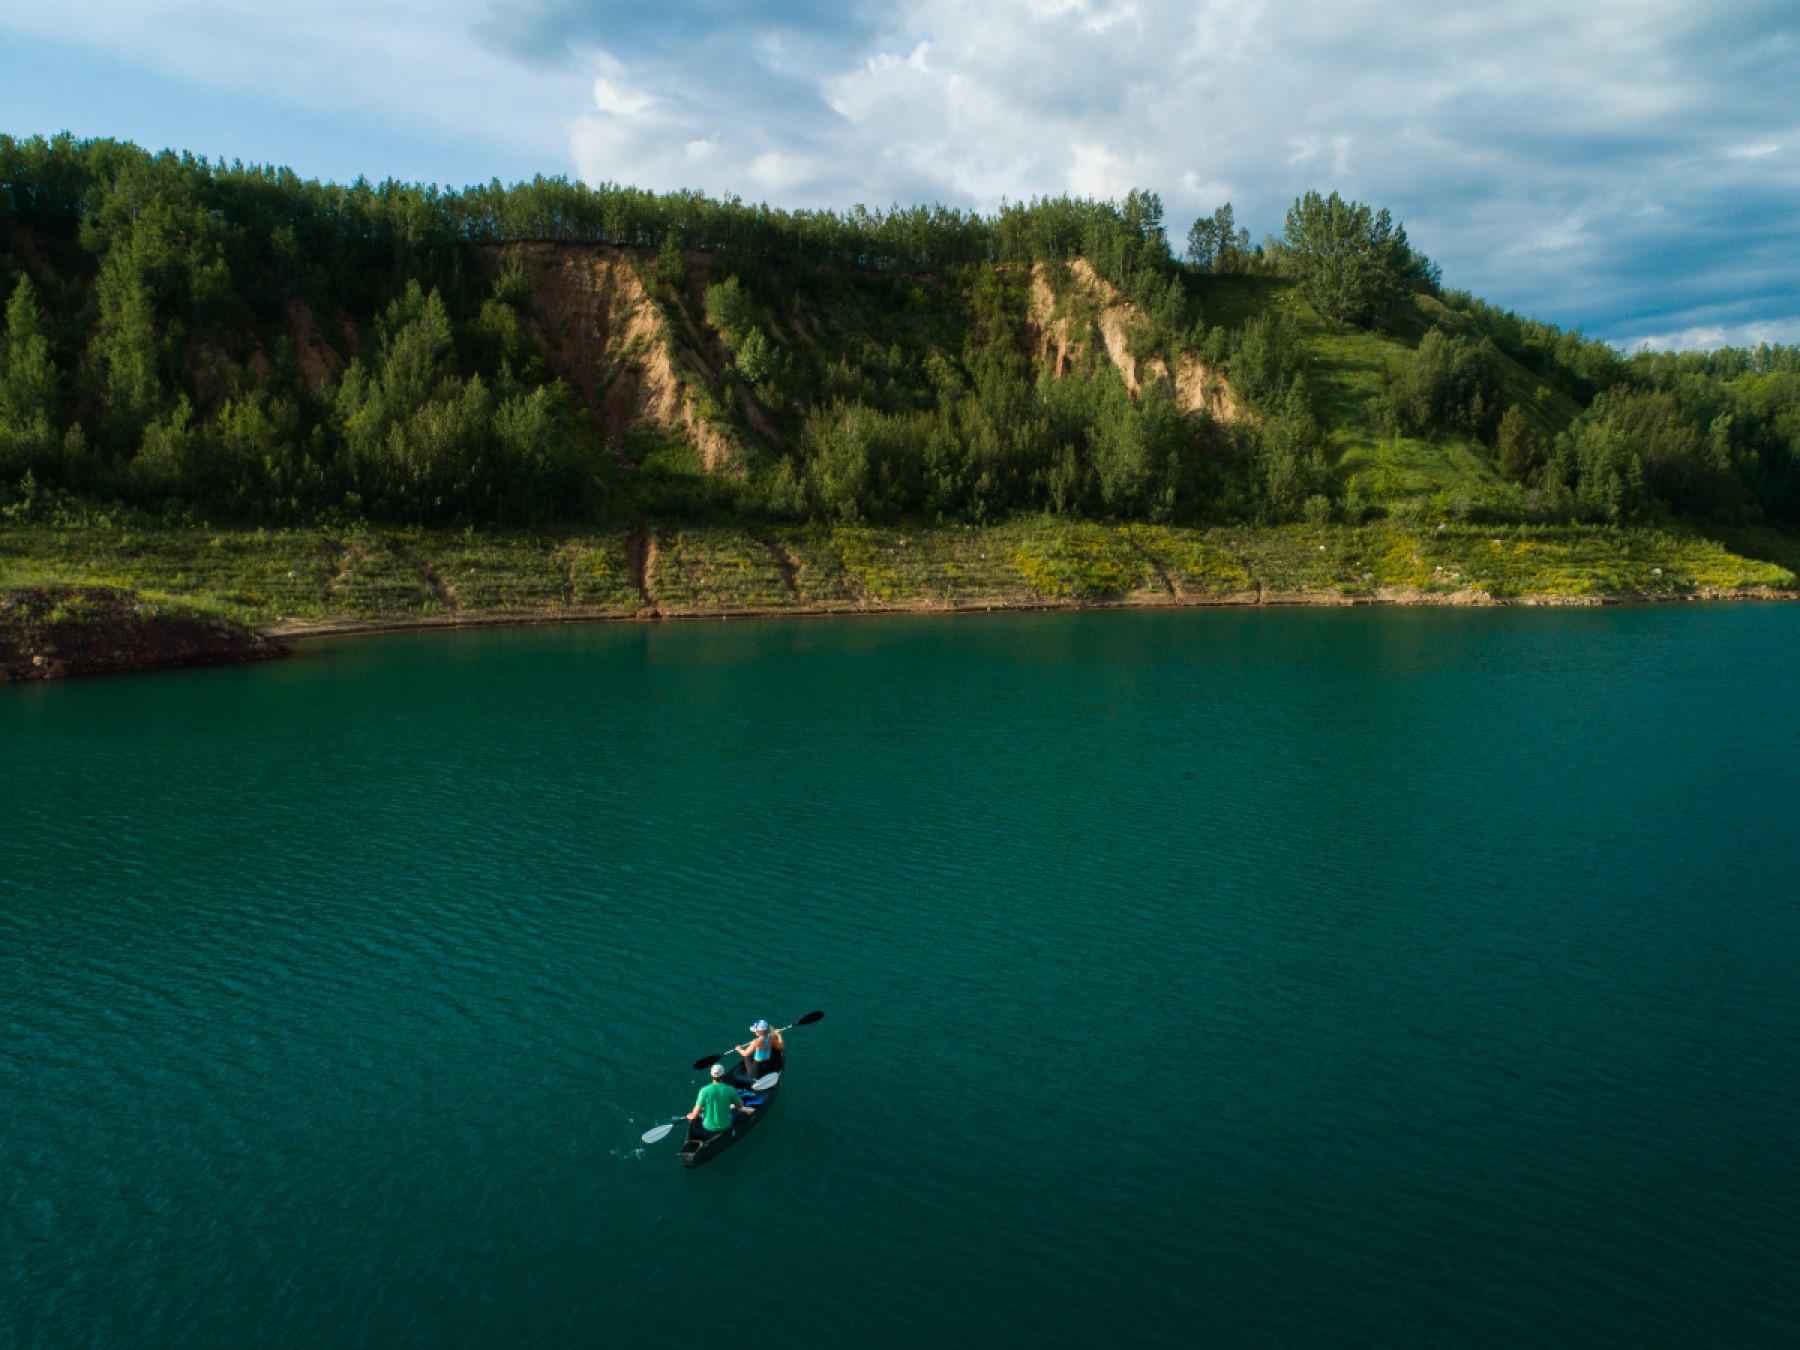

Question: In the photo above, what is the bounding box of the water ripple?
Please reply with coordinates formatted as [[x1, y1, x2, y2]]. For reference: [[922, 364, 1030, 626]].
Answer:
[[3, 607, 1799, 1347]]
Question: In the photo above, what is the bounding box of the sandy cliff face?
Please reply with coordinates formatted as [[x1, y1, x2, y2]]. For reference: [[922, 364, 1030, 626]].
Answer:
[[483, 245, 1239, 476], [1028, 260, 1241, 423], [503, 243, 739, 473]]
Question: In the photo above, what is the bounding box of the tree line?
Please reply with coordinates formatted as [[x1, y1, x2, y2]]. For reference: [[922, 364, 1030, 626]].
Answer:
[[3, 133, 1796, 534]]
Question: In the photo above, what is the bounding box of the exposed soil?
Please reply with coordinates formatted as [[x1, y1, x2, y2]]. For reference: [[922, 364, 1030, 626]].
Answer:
[[624, 523, 658, 612], [402, 547, 458, 613], [499, 243, 739, 473], [1, 587, 287, 683], [285, 298, 347, 390], [1028, 261, 1240, 421], [764, 539, 802, 598]]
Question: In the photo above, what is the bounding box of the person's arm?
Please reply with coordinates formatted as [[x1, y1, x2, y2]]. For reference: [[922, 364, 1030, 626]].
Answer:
[[735, 1088, 754, 1115], [687, 1090, 705, 1121], [734, 1040, 754, 1057], [770, 1029, 785, 1051]]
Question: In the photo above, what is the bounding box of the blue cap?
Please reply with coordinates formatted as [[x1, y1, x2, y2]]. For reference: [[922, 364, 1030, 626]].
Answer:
[[752, 1019, 771, 1033]]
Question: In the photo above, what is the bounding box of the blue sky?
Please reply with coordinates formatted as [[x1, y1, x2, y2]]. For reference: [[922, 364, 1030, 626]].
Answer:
[[3, 0, 1796, 350]]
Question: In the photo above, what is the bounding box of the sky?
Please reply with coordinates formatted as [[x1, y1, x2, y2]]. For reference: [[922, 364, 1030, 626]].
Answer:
[[3, 0, 1796, 351]]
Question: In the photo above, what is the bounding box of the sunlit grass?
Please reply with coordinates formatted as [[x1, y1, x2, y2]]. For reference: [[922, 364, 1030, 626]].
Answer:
[[652, 528, 794, 609], [3, 518, 1791, 636]]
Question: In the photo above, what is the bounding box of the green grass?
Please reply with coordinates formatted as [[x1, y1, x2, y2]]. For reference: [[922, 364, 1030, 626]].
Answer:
[[1128, 526, 1255, 596], [2, 519, 1790, 635], [832, 524, 1034, 605], [768, 527, 861, 608], [1008, 522, 1154, 599], [0, 522, 396, 623], [400, 532, 570, 615], [1184, 274, 1292, 333], [562, 533, 641, 610], [1189, 286, 1583, 513], [1710, 524, 1800, 579], [652, 528, 794, 609], [1212, 523, 1795, 597]]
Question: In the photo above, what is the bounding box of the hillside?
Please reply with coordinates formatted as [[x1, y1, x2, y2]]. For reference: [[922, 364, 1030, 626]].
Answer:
[[2, 134, 1798, 673]]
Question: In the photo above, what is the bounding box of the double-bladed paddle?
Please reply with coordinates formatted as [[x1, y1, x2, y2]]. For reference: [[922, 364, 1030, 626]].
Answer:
[[640, 1071, 781, 1144], [691, 1010, 825, 1071]]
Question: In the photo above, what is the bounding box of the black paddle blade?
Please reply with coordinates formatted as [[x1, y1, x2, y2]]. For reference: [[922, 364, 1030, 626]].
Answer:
[[796, 1010, 825, 1025], [691, 1053, 723, 1071]]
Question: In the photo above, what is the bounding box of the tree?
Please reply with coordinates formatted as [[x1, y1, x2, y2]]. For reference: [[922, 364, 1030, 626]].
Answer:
[[1385, 328, 1501, 438], [655, 230, 686, 288], [1228, 311, 1301, 411], [1495, 406, 1547, 482], [0, 276, 59, 431], [1257, 376, 1328, 518], [1121, 188, 1166, 250], [1186, 204, 1251, 273], [703, 276, 757, 347], [1606, 388, 1733, 515], [1282, 190, 1426, 330], [93, 254, 162, 449]]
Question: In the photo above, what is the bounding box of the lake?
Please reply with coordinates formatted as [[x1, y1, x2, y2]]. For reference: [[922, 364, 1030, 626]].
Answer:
[[4, 605, 1798, 1347]]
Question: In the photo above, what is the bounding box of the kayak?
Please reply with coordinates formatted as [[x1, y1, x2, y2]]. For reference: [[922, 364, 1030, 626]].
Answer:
[[678, 1048, 785, 1169]]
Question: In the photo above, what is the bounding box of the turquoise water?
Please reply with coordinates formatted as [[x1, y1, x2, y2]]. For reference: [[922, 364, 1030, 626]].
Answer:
[[3, 606, 1798, 1347]]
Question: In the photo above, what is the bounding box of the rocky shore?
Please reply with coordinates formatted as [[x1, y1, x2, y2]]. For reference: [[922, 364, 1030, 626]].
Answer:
[[1, 587, 288, 683]]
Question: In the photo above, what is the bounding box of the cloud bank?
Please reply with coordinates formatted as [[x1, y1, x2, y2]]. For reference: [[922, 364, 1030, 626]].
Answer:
[[4, 0, 1796, 347]]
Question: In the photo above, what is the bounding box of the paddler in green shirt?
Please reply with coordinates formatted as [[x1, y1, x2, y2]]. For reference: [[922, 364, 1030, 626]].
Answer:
[[687, 1062, 755, 1138]]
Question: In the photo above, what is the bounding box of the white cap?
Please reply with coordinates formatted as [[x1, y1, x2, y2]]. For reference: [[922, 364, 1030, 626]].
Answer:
[[709, 1063, 726, 1078]]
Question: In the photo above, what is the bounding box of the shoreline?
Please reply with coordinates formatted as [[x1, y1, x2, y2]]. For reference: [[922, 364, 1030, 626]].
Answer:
[[7, 584, 1794, 683], [8, 518, 1798, 680], [263, 582, 1800, 643]]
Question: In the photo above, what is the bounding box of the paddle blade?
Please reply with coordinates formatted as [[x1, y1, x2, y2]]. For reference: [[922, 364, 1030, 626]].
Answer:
[[641, 1123, 676, 1144], [795, 1010, 825, 1026], [751, 1072, 780, 1090], [691, 1053, 723, 1071]]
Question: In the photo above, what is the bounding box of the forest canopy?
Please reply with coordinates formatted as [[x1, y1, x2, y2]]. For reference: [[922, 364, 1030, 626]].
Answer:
[[2, 133, 1796, 534]]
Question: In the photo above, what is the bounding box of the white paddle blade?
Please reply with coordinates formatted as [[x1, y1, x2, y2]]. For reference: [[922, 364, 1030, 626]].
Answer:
[[751, 1072, 780, 1090], [641, 1123, 676, 1144]]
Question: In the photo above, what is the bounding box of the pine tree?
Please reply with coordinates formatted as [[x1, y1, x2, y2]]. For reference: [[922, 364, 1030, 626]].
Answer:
[[0, 276, 60, 431]]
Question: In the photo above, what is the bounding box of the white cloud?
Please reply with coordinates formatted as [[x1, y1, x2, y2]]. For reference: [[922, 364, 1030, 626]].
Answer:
[[1624, 318, 1800, 352], [1067, 143, 1133, 200], [6, 0, 1798, 345], [590, 76, 653, 120], [747, 152, 816, 195], [1082, 3, 1141, 35]]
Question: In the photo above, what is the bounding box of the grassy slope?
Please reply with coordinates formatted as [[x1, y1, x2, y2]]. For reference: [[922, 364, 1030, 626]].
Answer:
[[1190, 274, 1583, 505], [6, 249, 1797, 647], [4, 517, 1790, 634]]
